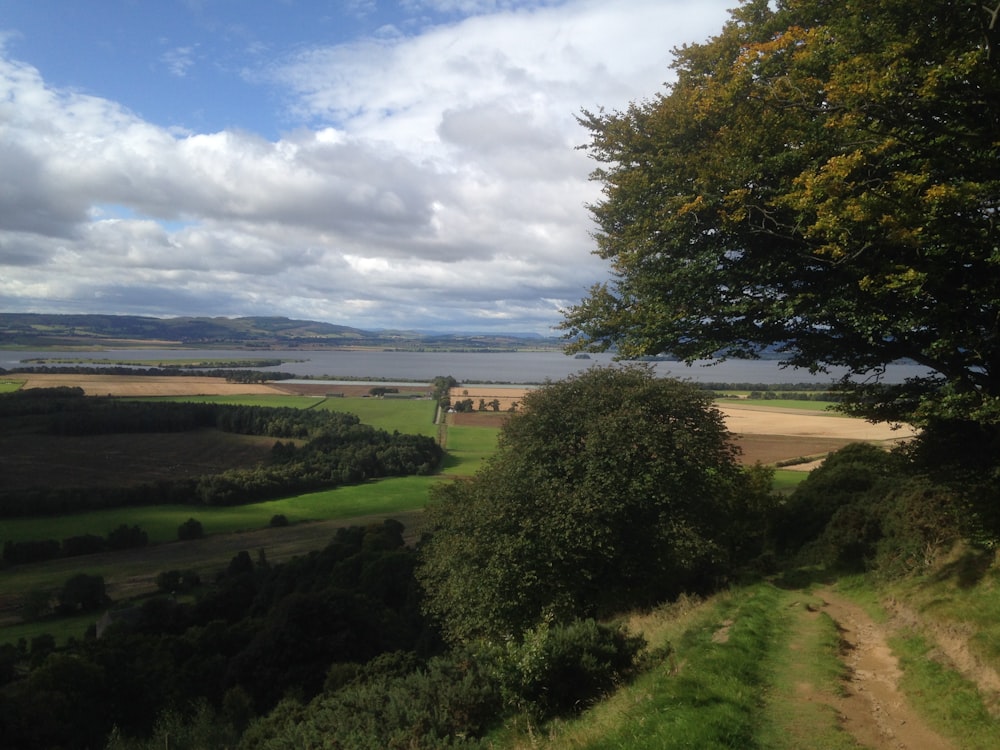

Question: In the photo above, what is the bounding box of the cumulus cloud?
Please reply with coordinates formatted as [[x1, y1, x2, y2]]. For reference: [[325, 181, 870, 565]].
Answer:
[[0, 1, 733, 331]]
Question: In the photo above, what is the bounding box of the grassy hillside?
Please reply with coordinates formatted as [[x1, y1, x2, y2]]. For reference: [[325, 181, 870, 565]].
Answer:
[[495, 557, 1000, 749]]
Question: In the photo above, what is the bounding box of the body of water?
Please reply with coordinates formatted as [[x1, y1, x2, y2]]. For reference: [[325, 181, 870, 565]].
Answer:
[[1, 348, 930, 386]]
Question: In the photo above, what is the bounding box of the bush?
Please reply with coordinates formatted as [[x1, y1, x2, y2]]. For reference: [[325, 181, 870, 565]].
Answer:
[[774, 442, 901, 558], [155, 569, 201, 593], [268, 514, 289, 528], [106, 524, 148, 550], [56, 573, 109, 614], [874, 479, 964, 578], [177, 517, 204, 541], [493, 618, 645, 720], [241, 649, 502, 749]]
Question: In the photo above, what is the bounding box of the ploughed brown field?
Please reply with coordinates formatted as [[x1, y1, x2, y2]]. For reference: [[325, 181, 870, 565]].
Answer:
[[0, 430, 277, 492]]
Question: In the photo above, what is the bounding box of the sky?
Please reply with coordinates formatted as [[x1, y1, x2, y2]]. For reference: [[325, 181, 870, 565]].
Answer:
[[0, 0, 735, 334]]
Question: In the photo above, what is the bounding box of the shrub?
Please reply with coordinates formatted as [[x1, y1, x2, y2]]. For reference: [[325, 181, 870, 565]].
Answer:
[[155, 569, 201, 593], [177, 517, 204, 541], [56, 573, 109, 614], [874, 479, 964, 578], [493, 618, 645, 719], [774, 442, 902, 558], [106, 524, 149, 550]]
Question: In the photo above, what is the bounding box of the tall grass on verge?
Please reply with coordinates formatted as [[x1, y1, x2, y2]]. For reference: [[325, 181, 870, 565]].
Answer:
[[537, 584, 786, 750], [890, 631, 1000, 750]]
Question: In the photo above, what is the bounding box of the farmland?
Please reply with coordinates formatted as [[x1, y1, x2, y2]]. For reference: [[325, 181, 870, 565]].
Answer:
[[0, 372, 913, 638]]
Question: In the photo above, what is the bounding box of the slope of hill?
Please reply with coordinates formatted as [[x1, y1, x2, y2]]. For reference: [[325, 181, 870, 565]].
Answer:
[[0, 313, 561, 350]]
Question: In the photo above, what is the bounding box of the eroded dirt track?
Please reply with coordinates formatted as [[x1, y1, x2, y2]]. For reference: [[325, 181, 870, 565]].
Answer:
[[817, 588, 957, 750]]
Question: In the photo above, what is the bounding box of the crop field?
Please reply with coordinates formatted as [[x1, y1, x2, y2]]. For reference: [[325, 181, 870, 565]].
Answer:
[[0, 371, 917, 641]]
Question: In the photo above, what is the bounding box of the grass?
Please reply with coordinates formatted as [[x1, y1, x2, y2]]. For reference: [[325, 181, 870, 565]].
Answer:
[[440, 425, 500, 476], [772, 469, 810, 493], [755, 595, 861, 750], [506, 584, 791, 749], [141, 394, 322, 408], [890, 631, 1000, 749], [0, 475, 444, 546], [1, 611, 99, 646], [716, 397, 839, 411], [0, 379, 24, 393], [316, 396, 437, 436]]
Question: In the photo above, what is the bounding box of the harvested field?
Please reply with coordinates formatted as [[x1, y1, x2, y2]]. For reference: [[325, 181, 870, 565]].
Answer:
[[448, 385, 530, 412], [18, 373, 286, 396], [17, 373, 434, 399], [721, 402, 915, 467]]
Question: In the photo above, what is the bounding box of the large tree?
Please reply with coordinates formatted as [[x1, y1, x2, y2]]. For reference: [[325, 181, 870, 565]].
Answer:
[[417, 366, 773, 643], [562, 0, 1000, 429]]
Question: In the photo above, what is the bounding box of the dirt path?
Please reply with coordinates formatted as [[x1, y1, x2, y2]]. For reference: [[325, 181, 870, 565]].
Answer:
[[815, 587, 957, 750]]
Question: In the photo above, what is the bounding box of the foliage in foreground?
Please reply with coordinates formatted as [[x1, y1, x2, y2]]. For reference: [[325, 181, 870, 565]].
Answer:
[[239, 620, 643, 750], [418, 366, 776, 643], [0, 522, 431, 749], [562, 0, 1000, 436]]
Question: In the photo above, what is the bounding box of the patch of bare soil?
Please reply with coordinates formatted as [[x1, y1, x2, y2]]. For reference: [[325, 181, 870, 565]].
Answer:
[[817, 588, 958, 750], [449, 411, 511, 427]]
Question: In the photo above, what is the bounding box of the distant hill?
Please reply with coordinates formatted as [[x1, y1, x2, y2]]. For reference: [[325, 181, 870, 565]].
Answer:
[[0, 313, 563, 351]]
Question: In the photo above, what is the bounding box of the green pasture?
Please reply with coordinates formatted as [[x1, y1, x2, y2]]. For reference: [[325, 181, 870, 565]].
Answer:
[[0, 475, 445, 547], [142, 394, 321, 409], [0, 379, 25, 393], [316, 397, 437, 437], [716, 396, 838, 411], [441, 425, 500, 476], [1, 611, 98, 647], [146, 394, 438, 437], [772, 469, 809, 493]]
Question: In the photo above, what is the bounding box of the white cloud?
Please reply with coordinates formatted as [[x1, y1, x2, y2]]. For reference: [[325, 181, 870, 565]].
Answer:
[[0, 0, 734, 331], [161, 45, 198, 77]]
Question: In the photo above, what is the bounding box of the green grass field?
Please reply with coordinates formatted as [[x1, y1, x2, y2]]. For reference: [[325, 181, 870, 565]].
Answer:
[[0, 474, 441, 546], [441, 425, 500, 476], [772, 469, 809, 493], [146, 394, 439, 437], [716, 397, 838, 411], [0, 379, 24, 393]]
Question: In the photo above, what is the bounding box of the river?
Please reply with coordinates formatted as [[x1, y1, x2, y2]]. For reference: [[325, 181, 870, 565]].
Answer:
[[0, 348, 930, 386]]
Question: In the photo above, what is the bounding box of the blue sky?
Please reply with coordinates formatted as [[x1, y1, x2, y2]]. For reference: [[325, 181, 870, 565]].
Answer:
[[1, 0, 734, 333]]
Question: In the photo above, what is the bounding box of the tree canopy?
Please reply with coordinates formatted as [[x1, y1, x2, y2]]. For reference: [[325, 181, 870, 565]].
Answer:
[[417, 366, 773, 643], [562, 0, 1000, 429]]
